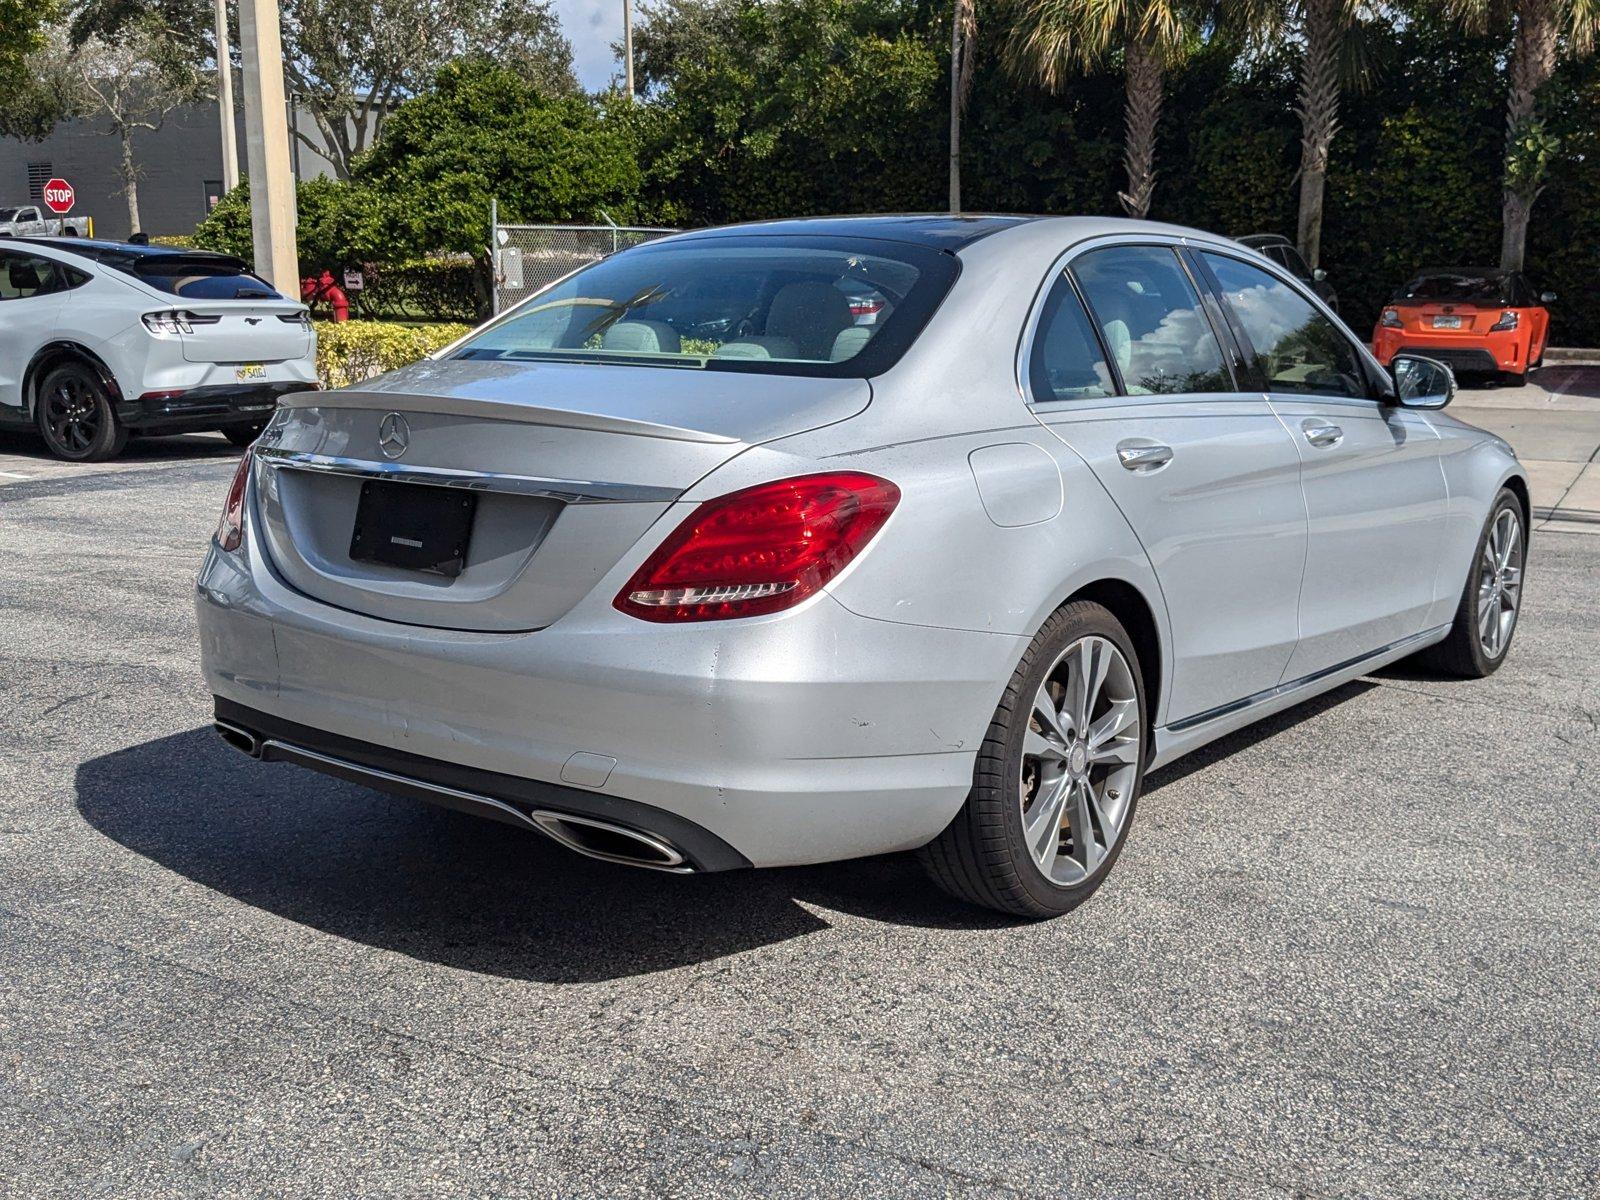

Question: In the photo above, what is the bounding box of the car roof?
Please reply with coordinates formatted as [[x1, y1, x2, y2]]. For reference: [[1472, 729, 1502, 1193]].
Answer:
[[662, 214, 1039, 251], [0, 236, 246, 267], [1235, 233, 1293, 248]]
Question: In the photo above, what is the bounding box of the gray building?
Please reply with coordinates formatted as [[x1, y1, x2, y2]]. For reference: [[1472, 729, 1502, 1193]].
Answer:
[[0, 97, 341, 242]]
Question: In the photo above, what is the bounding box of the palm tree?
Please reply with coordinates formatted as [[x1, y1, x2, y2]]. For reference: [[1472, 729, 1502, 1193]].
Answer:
[[950, 0, 978, 212], [1004, 0, 1201, 218], [1451, 0, 1599, 269], [1289, 0, 1368, 269]]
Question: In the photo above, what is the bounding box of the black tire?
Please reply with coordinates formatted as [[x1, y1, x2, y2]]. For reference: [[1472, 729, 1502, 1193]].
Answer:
[[1503, 369, 1527, 387], [221, 421, 267, 448], [35, 361, 128, 462], [919, 600, 1148, 919], [1415, 488, 1526, 678]]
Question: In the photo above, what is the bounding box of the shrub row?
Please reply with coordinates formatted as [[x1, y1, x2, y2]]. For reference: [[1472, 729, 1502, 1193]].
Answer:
[[314, 320, 474, 390], [350, 258, 484, 324]]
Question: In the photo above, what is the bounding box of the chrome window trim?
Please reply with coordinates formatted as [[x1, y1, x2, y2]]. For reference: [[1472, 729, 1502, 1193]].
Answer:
[[255, 446, 682, 505]]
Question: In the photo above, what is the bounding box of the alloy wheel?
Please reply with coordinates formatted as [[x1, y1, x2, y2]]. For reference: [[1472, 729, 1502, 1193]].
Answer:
[[1020, 635, 1141, 886], [1477, 507, 1523, 658], [42, 376, 101, 456]]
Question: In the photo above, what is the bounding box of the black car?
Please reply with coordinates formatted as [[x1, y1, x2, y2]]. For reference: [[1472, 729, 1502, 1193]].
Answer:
[[1236, 234, 1339, 313]]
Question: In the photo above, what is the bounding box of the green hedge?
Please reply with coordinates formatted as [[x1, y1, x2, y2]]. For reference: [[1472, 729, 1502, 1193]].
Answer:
[[351, 258, 483, 324], [314, 321, 473, 390]]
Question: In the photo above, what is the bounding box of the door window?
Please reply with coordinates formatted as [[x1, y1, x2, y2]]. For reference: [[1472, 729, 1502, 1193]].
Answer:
[[1027, 275, 1115, 402], [0, 251, 70, 300], [1072, 246, 1231, 395], [1201, 253, 1366, 400]]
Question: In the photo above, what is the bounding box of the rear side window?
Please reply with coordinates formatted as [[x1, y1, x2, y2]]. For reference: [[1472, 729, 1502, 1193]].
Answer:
[[1072, 245, 1231, 395], [0, 251, 78, 300], [129, 256, 281, 300], [451, 235, 959, 378], [1028, 275, 1115, 402], [1202, 253, 1365, 400]]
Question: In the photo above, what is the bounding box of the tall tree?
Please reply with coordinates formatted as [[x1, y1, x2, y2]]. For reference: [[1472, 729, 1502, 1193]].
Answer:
[[1004, 0, 1204, 218], [1288, 0, 1371, 268], [1451, 0, 1599, 268], [950, 0, 977, 210], [0, 0, 74, 138], [25, 17, 207, 232], [277, 0, 578, 177]]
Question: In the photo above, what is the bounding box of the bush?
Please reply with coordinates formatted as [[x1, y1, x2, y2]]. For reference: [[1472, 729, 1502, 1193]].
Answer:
[[314, 320, 474, 389], [353, 257, 484, 323]]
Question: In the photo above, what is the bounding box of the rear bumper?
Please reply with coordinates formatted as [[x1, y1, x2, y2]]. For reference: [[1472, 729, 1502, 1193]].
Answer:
[[212, 696, 752, 872], [117, 381, 319, 432], [195, 528, 1023, 868], [1372, 330, 1528, 373]]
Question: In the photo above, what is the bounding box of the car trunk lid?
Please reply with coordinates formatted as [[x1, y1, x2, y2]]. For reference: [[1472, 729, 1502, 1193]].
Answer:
[[251, 358, 871, 632], [178, 302, 312, 364]]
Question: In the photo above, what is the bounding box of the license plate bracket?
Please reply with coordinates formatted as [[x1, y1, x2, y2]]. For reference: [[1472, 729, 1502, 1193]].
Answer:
[[349, 479, 476, 577]]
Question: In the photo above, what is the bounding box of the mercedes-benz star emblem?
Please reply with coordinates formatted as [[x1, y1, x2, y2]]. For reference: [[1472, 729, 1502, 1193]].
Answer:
[[378, 412, 410, 459]]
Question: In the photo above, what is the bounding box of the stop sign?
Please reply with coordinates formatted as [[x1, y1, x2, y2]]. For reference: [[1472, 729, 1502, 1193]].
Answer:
[[41, 178, 75, 215]]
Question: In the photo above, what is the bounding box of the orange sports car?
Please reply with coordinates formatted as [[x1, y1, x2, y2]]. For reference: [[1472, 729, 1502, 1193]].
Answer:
[[1372, 268, 1554, 384]]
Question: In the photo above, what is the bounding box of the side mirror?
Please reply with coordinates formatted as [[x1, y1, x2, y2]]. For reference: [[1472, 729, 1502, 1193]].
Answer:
[[1312, 268, 1328, 283], [1540, 291, 1557, 304], [1391, 353, 1454, 409]]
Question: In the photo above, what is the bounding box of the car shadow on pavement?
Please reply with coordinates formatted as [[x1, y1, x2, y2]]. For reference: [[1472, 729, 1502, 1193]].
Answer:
[[0, 430, 240, 463], [75, 684, 1384, 979], [74, 728, 1008, 983]]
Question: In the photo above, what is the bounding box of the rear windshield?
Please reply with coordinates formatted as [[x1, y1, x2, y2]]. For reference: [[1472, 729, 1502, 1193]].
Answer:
[[451, 234, 960, 377], [127, 256, 281, 300], [1397, 271, 1511, 305]]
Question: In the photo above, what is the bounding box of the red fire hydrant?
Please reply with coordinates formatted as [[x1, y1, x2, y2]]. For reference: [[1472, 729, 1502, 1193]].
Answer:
[[300, 270, 350, 322]]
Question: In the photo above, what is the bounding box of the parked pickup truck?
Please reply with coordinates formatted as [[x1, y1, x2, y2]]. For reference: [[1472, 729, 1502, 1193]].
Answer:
[[0, 205, 92, 238]]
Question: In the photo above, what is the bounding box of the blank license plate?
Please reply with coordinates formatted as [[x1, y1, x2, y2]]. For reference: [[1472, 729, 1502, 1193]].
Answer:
[[349, 480, 476, 577], [1432, 316, 1463, 329]]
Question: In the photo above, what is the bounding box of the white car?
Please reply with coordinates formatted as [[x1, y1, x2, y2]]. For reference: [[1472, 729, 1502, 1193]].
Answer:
[[0, 237, 318, 460]]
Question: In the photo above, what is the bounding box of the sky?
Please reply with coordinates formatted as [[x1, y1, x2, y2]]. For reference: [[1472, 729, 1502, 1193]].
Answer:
[[551, 0, 626, 92]]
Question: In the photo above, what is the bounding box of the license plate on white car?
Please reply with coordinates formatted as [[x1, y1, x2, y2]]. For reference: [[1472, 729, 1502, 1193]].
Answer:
[[235, 363, 266, 381], [1432, 316, 1463, 329]]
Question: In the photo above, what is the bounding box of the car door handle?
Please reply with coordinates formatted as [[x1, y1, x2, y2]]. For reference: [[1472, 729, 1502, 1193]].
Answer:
[[1302, 420, 1344, 448], [1116, 441, 1174, 471]]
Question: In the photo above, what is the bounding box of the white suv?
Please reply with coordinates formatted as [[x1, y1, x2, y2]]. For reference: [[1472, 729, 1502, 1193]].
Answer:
[[0, 237, 318, 460]]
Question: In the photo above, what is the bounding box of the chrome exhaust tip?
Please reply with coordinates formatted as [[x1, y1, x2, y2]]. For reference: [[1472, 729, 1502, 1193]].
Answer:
[[528, 810, 694, 874], [214, 719, 262, 759]]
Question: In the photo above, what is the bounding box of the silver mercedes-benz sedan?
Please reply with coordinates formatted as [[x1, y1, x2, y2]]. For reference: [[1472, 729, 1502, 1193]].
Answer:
[[197, 215, 1529, 917]]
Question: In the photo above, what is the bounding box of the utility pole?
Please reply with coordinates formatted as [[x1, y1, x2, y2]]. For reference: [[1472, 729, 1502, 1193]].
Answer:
[[214, 0, 239, 191], [237, 0, 298, 295], [623, 0, 635, 99]]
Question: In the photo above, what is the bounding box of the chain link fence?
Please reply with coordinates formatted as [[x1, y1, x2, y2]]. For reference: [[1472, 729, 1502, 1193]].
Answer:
[[491, 209, 677, 315]]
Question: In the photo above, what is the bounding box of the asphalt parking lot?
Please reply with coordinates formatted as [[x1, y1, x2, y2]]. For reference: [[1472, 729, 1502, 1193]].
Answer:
[[2, 370, 1597, 1198]]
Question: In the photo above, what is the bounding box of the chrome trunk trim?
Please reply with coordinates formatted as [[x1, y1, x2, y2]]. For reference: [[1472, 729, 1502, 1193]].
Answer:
[[255, 446, 681, 505]]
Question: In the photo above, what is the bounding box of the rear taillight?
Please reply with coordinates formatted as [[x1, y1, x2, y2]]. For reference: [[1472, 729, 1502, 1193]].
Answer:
[[278, 310, 312, 328], [215, 448, 253, 552], [142, 309, 221, 335], [614, 472, 900, 622], [1380, 308, 1402, 328], [1491, 310, 1519, 331]]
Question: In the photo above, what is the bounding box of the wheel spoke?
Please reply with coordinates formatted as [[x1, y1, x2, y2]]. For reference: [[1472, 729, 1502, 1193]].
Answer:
[[1087, 697, 1139, 766], [1477, 597, 1497, 647], [1071, 781, 1103, 873], [1067, 639, 1108, 733], [1025, 774, 1071, 867], [1023, 727, 1066, 762], [1031, 686, 1072, 745]]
